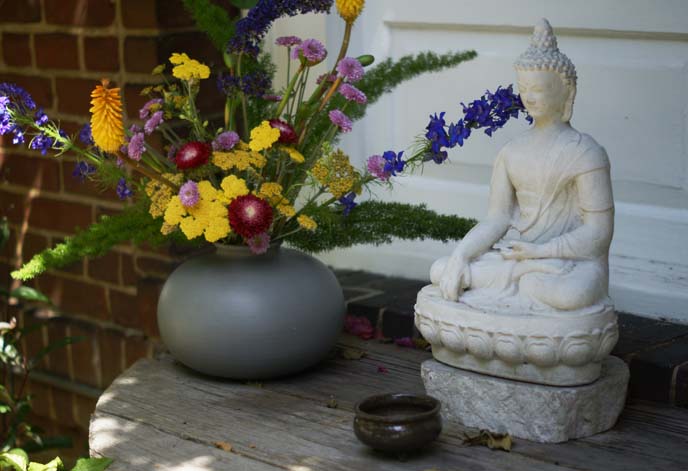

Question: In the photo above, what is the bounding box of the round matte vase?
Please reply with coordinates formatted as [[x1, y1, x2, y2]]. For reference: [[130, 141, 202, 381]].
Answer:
[[157, 244, 345, 379]]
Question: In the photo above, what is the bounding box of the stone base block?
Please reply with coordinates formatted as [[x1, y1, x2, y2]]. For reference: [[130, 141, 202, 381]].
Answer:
[[421, 356, 629, 443]]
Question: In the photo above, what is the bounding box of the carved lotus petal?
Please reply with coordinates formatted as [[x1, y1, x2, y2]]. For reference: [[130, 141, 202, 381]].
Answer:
[[524, 336, 558, 367], [416, 315, 441, 345], [559, 333, 595, 366], [494, 334, 523, 364], [440, 327, 466, 353], [466, 329, 493, 360], [594, 322, 619, 361]]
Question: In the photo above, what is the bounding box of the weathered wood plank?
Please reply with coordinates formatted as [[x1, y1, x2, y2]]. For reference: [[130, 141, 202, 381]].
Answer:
[[90, 336, 688, 471]]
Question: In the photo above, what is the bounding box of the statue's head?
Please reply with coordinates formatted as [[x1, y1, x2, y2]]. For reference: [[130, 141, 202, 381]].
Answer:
[[514, 19, 577, 123]]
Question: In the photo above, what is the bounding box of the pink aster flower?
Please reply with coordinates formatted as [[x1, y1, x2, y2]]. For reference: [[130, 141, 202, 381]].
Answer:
[[338, 83, 367, 104], [139, 98, 163, 120], [275, 36, 302, 47], [179, 180, 200, 208], [292, 38, 327, 65], [212, 131, 240, 151], [247, 232, 271, 255], [367, 154, 390, 181], [328, 109, 352, 133], [127, 132, 145, 161], [336, 57, 364, 82], [144, 110, 163, 135]]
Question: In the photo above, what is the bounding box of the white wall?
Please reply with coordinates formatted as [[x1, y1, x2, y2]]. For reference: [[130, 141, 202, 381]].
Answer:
[[270, 1, 688, 323]]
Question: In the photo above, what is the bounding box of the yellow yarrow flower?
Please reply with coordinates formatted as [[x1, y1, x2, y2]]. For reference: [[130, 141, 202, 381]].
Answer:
[[249, 121, 281, 152], [278, 204, 296, 218], [212, 149, 266, 171], [169, 52, 210, 81], [283, 146, 305, 164], [145, 173, 184, 218], [336, 0, 365, 23], [297, 215, 318, 231], [311, 149, 359, 199], [89, 79, 125, 153], [220, 175, 250, 201]]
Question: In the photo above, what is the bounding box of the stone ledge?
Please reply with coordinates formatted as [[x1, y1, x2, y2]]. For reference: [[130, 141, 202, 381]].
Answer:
[[334, 269, 688, 407]]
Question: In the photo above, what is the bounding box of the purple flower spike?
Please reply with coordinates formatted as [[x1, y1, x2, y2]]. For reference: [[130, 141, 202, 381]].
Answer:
[[116, 178, 133, 199], [79, 123, 94, 145], [328, 109, 352, 133], [72, 161, 96, 182], [338, 83, 367, 104], [127, 132, 145, 161], [212, 131, 240, 151], [336, 57, 364, 82], [144, 110, 164, 135], [275, 36, 302, 47], [179, 180, 200, 208]]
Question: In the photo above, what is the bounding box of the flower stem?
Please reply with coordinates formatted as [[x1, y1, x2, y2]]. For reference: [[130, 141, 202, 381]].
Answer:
[[276, 64, 305, 118], [115, 151, 179, 191]]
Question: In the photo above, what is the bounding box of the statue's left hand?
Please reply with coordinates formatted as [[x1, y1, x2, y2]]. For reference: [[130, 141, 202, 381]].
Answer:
[[500, 241, 547, 260]]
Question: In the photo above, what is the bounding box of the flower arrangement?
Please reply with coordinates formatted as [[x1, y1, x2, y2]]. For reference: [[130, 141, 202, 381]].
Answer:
[[2, 0, 529, 281]]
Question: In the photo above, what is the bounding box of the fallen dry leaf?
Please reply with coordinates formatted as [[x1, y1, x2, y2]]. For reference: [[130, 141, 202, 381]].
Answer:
[[213, 441, 233, 452], [339, 347, 367, 360], [326, 396, 339, 409], [463, 430, 512, 452]]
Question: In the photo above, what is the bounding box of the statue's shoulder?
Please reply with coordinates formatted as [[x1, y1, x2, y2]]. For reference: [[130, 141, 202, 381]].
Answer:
[[575, 131, 610, 169]]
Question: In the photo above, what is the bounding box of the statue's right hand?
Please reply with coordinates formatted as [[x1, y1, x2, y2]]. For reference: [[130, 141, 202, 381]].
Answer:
[[439, 254, 467, 302]]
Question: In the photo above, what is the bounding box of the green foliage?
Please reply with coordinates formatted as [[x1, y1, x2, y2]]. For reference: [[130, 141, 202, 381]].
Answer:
[[0, 450, 112, 471], [302, 50, 477, 156], [287, 201, 476, 253], [181, 0, 237, 51], [11, 205, 178, 282]]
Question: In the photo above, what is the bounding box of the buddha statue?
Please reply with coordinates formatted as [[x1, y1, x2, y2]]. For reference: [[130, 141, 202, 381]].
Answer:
[[415, 19, 619, 386]]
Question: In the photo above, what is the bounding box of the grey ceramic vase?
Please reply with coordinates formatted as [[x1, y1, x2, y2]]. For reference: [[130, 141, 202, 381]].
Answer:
[[157, 244, 345, 379]]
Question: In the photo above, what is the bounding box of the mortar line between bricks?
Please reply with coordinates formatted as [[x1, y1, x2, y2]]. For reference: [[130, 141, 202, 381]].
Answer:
[[0, 23, 198, 38], [1, 182, 126, 210]]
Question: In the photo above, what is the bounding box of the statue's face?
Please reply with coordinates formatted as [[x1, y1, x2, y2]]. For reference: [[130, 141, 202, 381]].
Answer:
[[516, 70, 569, 122]]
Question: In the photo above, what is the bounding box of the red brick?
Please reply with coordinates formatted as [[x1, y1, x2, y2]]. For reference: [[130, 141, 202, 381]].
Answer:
[[159, 32, 222, 69], [45, 318, 70, 379], [156, 0, 197, 28], [124, 37, 160, 73], [2, 33, 31, 67], [0, 189, 26, 225], [20, 311, 48, 370], [26, 380, 53, 420], [27, 197, 92, 233], [56, 77, 100, 116], [83, 36, 119, 72], [125, 334, 149, 368], [121, 254, 138, 286], [70, 323, 100, 387], [0, 73, 52, 108], [123, 83, 151, 120], [17, 230, 49, 262], [121, 0, 157, 28], [36, 275, 108, 319], [0, 0, 41, 23], [35, 33, 79, 70], [0, 153, 61, 191], [100, 328, 123, 386], [45, 0, 115, 27], [110, 289, 139, 329], [62, 161, 121, 202], [51, 388, 75, 427], [136, 278, 161, 337], [87, 251, 119, 284], [135, 255, 175, 277], [73, 394, 97, 430]]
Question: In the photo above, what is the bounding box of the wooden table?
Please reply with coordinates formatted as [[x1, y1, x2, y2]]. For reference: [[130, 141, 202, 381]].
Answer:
[[90, 336, 688, 471]]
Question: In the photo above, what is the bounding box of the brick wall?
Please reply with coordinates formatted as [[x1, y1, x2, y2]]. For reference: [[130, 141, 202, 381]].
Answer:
[[0, 0, 234, 451]]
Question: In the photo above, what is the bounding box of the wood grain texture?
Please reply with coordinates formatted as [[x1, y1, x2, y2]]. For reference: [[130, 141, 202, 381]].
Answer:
[[90, 335, 688, 470]]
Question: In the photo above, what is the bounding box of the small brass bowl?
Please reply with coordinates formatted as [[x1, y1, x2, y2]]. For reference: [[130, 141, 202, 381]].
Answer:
[[353, 393, 442, 454]]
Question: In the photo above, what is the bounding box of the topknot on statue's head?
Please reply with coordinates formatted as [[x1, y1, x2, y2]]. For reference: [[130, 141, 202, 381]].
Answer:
[[514, 18, 577, 88]]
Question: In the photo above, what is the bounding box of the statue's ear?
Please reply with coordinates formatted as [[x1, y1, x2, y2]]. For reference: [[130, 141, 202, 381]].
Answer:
[[562, 85, 576, 122]]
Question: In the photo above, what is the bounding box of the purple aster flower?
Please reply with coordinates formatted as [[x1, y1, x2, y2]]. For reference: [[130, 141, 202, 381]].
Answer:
[[275, 36, 302, 47], [144, 110, 164, 135], [367, 154, 391, 181], [338, 83, 367, 104], [336, 57, 364, 82], [328, 109, 352, 133], [178, 180, 200, 208], [139, 98, 163, 120], [29, 133, 53, 155], [292, 38, 327, 65], [116, 178, 133, 199], [247, 232, 271, 255], [72, 161, 96, 182], [227, 0, 333, 56], [34, 108, 49, 126], [79, 123, 94, 145], [212, 131, 240, 151], [337, 192, 357, 216], [127, 132, 145, 161], [382, 150, 405, 177]]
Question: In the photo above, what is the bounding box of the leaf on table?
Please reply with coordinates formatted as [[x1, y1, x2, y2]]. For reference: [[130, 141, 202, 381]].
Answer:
[[213, 441, 233, 452], [339, 347, 366, 360], [326, 396, 338, 409], [462, 430, 512, 452], [70, 457, 113, 471]]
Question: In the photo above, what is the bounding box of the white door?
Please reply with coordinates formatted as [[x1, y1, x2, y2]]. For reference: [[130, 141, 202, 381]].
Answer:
[[305, 0, 688, 322]]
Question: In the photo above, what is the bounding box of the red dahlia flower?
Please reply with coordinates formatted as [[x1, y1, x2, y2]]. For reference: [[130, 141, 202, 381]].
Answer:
[[174, 141, 211, 170], [228, 194, 273, 238], [268, 119, 298, 144]]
